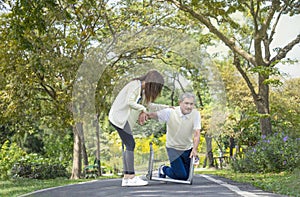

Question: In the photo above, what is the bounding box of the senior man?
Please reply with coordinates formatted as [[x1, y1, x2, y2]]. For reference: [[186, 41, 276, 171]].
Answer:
[[145, 92, 201, 180]]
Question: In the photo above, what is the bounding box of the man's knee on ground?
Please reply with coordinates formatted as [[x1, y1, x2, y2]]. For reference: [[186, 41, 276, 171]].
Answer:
[[174, 170, 188, 180]]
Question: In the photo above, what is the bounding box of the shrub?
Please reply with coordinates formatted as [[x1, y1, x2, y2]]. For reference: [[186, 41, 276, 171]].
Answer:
[[11, 153, 68, 179], [0, 141, 26, 179], [232, 132, 300, 173]]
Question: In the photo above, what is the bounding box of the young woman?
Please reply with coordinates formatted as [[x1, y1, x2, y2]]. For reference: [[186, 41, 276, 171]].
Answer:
[[109, 70, 164, 186]]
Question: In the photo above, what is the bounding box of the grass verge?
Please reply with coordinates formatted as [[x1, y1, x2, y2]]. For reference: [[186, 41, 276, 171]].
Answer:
[[197, 168, 300, 197], [0, 175, 119, 197]]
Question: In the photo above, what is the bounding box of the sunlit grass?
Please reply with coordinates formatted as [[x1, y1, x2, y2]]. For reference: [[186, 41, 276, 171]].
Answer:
[[0, 176, 119, 197], [197, 168, 300, 197], [0, 178, 84, 197]]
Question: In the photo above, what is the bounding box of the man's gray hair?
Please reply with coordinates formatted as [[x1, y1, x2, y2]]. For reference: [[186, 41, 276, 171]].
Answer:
[[179, 92, 196, 102]]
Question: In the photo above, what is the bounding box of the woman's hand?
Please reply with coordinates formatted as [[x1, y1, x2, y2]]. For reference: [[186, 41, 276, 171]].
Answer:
[[138, 112, 148, 125]]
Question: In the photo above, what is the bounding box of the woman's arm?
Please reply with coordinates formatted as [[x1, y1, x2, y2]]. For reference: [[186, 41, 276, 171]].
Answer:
[[147, 103, 170, 112], [127, 81, 147, 112]]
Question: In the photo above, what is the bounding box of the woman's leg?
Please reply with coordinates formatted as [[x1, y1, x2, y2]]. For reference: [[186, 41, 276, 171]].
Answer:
[[110, 122, 148, 186], [111, 122, 135, 175]]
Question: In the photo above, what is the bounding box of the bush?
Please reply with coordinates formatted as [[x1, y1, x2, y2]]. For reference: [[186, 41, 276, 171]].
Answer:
[[0, 141, 26, 179], [232, 132, 300, 173], [11, 153, 68, 179]]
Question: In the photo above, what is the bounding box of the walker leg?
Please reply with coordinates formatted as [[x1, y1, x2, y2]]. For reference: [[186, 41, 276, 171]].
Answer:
[[187, 156, 195, 184], [146, 142, 154, 180], [122, 143, 125, 176]]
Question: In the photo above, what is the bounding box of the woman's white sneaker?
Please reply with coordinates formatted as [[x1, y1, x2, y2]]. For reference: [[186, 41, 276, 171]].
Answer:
[[122, 176, 148, 186], [121, 178, 128, 186]]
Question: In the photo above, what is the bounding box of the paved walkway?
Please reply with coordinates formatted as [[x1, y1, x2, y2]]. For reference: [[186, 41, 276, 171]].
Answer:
[[21, 174, 287, 197]]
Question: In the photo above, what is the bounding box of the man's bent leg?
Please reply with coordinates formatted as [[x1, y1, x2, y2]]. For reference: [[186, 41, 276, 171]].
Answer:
[[164, 148, 188, 180], [182, 149, 192, 178]]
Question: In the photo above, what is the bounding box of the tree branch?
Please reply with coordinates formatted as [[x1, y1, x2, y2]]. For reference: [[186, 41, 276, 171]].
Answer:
[[36, 72, 57, 101], [263, 1, 279, 34], [252, 0, 259, 32], [175, 73, 186, 93], [167, 0, 257, 66], [270, 33, 300, 65], [101, 3, 116, 41], [260, 0, 280, 60], [268, 1, 286, 44], [234, 53, 259, 102]]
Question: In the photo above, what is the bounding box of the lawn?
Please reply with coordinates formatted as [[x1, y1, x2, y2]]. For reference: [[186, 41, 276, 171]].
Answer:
[[0, 176, 117, 197], [198, 168, 300, 197]]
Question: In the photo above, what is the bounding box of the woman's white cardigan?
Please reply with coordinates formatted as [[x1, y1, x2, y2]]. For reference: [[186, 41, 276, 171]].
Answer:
[[109, 80, 146, 130]]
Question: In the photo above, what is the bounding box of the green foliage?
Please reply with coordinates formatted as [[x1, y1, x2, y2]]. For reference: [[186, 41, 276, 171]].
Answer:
[[250, 66, 281, 77], [0, 141, 26, 180], [231, 112, 261, 147], [0, 140, 69, 180], [271, 78, 300, 138], [20, 132, 45, 155], [11, 153, 68, 179], [0, 125, 14, 146], [43, 133, 73, 167], [232, 132, 300, 173]]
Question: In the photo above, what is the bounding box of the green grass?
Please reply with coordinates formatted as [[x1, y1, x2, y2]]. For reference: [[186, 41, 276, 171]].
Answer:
[[197, 168, 300, 197], [0, 176, 119, 197], [1, 170, 299, 197]]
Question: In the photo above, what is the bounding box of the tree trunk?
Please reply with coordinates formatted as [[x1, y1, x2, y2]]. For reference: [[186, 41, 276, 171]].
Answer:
[[205, 134, 214, 168], [196, 91, 203, 107], [70, 122, 83, 179], [229, 137, 235, 158], [81, 123, 88, 167], [233, 54, 272, 136], [257, 74, 272, 136], [95, 114, 102, 176], [82, 141, 88, 166], [171, 73, 176, 106]]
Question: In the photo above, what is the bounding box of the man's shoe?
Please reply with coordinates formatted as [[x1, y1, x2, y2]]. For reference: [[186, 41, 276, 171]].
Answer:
[[158, 165, 166, 178], [122, 176, 148, 187]]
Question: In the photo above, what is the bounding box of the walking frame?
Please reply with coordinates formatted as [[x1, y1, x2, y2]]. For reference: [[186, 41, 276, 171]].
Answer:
[[146, 142, 195, 185]]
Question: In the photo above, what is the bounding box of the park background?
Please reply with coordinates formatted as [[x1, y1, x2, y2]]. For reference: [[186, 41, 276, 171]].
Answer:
[[0, 0, 299, 196]]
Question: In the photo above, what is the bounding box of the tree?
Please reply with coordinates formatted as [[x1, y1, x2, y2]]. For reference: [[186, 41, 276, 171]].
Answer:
[[0, 0, 113, 179], [1, 0, 188, 179], [164, 0, 300, 136], [215, 59, 261, 151]]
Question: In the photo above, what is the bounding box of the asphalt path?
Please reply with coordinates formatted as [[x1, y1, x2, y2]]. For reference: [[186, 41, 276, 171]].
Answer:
[[21, 174, 287, 197]]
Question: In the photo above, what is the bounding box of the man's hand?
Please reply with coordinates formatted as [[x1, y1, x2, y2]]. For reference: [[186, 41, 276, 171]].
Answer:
[[138, 112, 148, 125], [189, 148, 198, 158]]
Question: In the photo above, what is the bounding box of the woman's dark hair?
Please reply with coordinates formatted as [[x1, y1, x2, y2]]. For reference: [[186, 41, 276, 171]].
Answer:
[[135, 70, 164, 103]]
